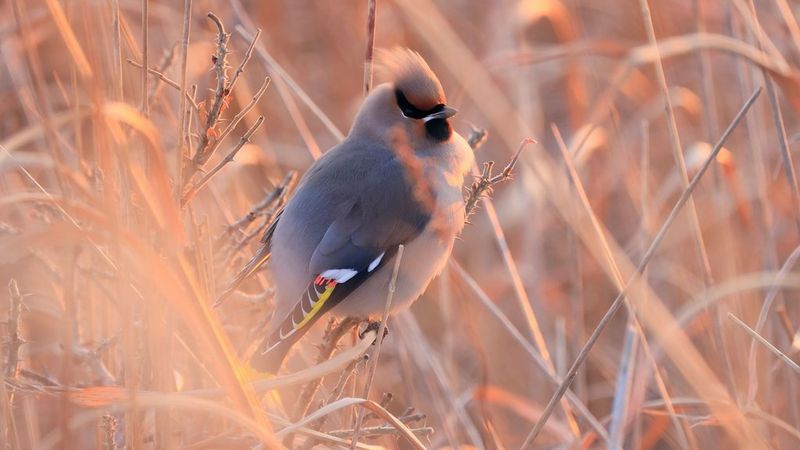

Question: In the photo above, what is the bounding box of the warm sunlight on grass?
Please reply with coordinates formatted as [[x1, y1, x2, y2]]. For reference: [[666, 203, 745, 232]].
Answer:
[[2, 0, 800, 449]]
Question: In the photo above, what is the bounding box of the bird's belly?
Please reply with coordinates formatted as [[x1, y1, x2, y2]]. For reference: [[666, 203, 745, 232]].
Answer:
[[330, 225, 454, 318]]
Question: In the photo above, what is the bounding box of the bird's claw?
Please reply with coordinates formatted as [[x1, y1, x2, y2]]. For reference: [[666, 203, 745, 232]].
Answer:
[[359, 320, 389, 343]]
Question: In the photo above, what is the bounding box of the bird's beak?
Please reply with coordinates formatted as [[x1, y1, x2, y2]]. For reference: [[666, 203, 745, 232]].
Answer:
[[423, 105, 457, 122]]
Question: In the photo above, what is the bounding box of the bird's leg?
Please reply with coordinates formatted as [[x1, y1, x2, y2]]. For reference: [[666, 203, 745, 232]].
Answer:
[[359, 320, 389, 343]]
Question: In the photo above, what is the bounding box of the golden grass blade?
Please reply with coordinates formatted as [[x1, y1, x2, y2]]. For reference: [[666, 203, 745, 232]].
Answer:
[[39, 394, 282, 450], [43, 0, 93, 78], [276, 397, 426, 450]]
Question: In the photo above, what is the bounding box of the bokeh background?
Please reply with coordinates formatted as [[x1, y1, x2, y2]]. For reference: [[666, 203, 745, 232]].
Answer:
[[1, 0, 800, 449]]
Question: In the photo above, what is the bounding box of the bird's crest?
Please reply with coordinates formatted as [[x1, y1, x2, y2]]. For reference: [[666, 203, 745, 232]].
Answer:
[[375, 48, 445, 110]]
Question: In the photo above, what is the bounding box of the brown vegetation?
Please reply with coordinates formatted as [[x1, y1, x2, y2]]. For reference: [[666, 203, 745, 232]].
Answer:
[[1, 0, 800, 449]]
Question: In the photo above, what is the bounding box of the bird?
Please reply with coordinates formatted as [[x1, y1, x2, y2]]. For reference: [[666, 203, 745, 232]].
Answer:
[[237, 48, 474, 373]]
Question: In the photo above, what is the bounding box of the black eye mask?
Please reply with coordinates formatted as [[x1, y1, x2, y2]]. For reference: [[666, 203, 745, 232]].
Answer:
[[395, 89, 444, 120]]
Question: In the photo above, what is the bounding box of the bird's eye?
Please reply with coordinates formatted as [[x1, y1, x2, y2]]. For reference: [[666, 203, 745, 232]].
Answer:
[[395, 89, 427, 119]]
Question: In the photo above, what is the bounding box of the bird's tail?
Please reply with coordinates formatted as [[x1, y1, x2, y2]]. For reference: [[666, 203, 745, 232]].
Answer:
[[249, 331, 294, 374]]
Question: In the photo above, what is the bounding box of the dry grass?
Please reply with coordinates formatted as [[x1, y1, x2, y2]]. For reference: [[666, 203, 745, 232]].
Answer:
[[1, 0, 800, 449]]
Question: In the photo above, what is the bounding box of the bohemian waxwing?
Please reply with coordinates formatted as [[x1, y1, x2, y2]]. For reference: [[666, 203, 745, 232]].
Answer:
[[241, 48, 474, 373]]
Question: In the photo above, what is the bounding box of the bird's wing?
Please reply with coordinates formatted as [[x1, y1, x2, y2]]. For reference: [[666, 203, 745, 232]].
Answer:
[[250, 154, 434, 372]]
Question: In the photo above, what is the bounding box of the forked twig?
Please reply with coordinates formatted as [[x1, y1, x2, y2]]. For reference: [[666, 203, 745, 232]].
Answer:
[[464, 137, 535, 219], [183, 15, 266, 188]]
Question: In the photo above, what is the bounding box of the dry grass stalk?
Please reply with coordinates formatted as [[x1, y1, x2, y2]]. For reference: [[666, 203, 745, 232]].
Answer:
[[349, 244, 405, 449], [729, 313, 800, 376], [363, 0, 378, 96], [5, 2, 800, 448], [4, 280, 24, 380], [231, 19, 345, 141], [282, 317, 361, 448], [175, 0, 193, 198], [521, 87, 763, 449]]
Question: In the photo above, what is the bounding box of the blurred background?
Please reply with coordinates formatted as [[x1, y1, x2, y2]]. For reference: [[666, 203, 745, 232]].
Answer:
[[1, 0, 800, 448]]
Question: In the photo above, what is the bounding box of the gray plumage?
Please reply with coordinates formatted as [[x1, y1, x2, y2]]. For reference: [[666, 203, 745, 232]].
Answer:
[[249, 49, 474, 372]]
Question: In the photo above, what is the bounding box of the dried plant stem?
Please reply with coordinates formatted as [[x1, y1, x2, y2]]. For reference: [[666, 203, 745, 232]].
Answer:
[[747, 244, 800, 403], [750, 15, 800, 235], [640, 0, 740, 402], [175, 0, 193, 201], [450, 261, 609, 441], [295, 359, 361, 450], [111, 0, 123, 100], [464, 137, 534, 219], [363, 0, 377, 95], [126, 59, 200, 111], [5, 279, 24, 379], [184, 13, 231, 181], [222, 171, 297, 239], [184, 76, 270, 185], [227, 28, 261, 92], [729, 314, 800, 375], [349, 244, 405, 449], [551, 124, 693, 450], [231, 21, 345, 141], [281, 318, 360, 448], [463, 135, 585, 436], [520, 87, 762, 449], [181, 115, 265, 206], [639, 0, 714, 285], [140, 0, 149, 117], [286, 318, 361, 443], [332, 425, 433, 439]]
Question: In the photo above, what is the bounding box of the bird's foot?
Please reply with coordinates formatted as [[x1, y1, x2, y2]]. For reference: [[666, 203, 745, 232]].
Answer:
[[359, 320, 389, 343]]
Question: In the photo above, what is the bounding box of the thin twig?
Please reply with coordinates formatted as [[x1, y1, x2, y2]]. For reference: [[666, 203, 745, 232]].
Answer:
[[186, 13, 231, 178], [101, 413, 119, 450], [464, 137, 534, 219], [146, 43, 178, 101], [284, 318, 361, 448], [184, 76, 271, 185], [111, 0, 123, 100], [231, 23, 345, 141], [296, 358, 363, 450], [331, 425, 433, 439], [520, 87, 761, 449], [141, 0, 149, 117], [227, 28, 261, 93], [363, 0, 377, 96], [220, 171, 297, 241], [450, 261, 609, 441], [176, 0, 193, 201], [5, 279, 24, 379], [639, 0, 714, 285], [125, 59, 200, 112], [552, 123, 692, 448], [350, 245, 405, 449], [181, 115, 265, 206]]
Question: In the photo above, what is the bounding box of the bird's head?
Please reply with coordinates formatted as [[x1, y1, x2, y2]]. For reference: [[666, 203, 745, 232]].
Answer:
[[351, 48, 457, 145]]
